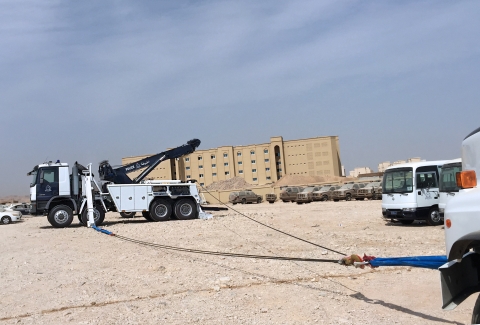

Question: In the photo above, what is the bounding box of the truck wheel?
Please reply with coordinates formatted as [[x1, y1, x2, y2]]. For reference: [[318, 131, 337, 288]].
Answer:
[[80, 206, 105, 226], [322, 196, 328, 201], [472, 294, 480, 324], [241, 198, 246, 204], [142, 211, 153, 221], [345, 194, 351, 201], [150, 199, 172, 222], [427, 208, 442, 226], [269, 201, 274, 204], [257, 197, 262, 204], [120, 212, 136, 218], [47, 205, 73, 228], [1, 216, 12, 224], [174, 199, 197, 220]]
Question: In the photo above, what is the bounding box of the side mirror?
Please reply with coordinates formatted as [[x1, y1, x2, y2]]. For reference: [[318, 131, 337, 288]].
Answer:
[[39, 170, 44, 184]]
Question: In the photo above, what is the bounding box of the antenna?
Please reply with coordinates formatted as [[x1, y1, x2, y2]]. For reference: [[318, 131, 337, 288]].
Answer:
[[43, 156, 49, 164]]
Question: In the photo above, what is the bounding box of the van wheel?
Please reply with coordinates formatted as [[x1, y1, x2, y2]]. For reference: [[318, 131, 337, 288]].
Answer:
[[427, 208, 442, 226], [142, 211, 153, 221], [149, 199, 172, 222], [174, 199, 197, 220], [47, 205, 73, 228], [80, 206, 105, 226], [472, 294, 480, 324]]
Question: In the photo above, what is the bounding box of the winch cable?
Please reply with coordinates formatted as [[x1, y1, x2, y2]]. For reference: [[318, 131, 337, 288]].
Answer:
[[92, 225, 338, 263], [199, 184, 346, 256]]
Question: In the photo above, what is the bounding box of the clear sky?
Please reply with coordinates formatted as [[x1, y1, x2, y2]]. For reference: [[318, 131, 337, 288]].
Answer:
[[1, 0, 479, 197]]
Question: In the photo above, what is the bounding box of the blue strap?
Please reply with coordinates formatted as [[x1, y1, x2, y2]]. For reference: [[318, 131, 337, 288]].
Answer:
[[91, 225, 114, 236]]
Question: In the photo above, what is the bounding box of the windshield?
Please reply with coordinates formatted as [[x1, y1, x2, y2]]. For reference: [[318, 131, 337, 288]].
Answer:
[[339, 184, 353, 190], [383, 168, 413, 194], [30, 171, 37, 187], [439, 164, 461, 192], [302, 187, 315, 192], [364, 181, 381, 188], [319, 186, 331, 191]]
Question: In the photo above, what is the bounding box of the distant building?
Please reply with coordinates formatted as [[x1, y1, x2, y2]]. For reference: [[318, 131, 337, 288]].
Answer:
[[349, 167, 373, 177], [122, 135, 343, 187], [377, 157, 425, 172], [378, 161, 391, 173]]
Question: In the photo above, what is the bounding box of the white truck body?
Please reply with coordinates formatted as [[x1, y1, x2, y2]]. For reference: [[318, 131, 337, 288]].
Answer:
[[381, 160, 450, 225], [439, 127, 480, 321]]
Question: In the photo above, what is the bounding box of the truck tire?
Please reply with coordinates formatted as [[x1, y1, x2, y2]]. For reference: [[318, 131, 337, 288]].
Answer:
[[150, 199, 172, 222], [345, 194, 352, 201], [241, 198, 246, 204], [322, 195, 328, 201], [472, 294, 480, 324], [257, 197, 262, 204], [142, 211, 153, 221], [47, 205, 73, 228], [120, 212, 136, 218], [80, 206, 105, 226], [174, 199, 197, 220], [1, 216, 12, 224], [427, 208, 442, 226]]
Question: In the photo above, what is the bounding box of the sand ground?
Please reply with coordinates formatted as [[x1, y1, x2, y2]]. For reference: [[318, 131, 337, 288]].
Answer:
[[0, 200, 474, 324]]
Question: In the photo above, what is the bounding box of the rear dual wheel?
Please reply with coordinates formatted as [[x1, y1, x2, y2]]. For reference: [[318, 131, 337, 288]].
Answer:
[[149, 199, 197, 221], [80, 206, 105, 226]]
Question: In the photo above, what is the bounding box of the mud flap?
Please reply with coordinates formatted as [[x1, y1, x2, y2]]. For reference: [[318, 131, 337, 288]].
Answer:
[[440, 251, 480, 310]]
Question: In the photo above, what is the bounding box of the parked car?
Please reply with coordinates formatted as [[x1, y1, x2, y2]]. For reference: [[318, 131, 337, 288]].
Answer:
[[265, 193, 277, 203], [356, 181, 382, 200], [229, 190, 262, 204], [312, 185, 341, 201], [279, 186, 304, 202], [332, 183, 366, 201], [6, 203, 31, 215], [296, 186, 321, 204], [0, 208, 22, 224]]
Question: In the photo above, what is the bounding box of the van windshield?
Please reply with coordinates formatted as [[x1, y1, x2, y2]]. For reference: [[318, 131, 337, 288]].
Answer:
[[439, 164, 461, 192], [383, 168, 413, 194]]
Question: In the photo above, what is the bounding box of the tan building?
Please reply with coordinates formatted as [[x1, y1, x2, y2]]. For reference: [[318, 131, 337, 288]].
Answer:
[[122, 135, 342, 187]]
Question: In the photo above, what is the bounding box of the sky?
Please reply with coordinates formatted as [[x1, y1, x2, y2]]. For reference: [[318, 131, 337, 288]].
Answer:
[[1, 0, 479, 197]]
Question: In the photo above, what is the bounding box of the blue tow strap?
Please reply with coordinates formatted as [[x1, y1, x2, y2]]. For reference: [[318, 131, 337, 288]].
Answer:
[[369, 255, 447, 269], [91, 225, 114, 236]]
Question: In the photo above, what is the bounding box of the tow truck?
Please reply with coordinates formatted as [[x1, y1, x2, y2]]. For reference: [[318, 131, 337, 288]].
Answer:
[[440, 127, 480, 322], [27, 139, 212, 228]]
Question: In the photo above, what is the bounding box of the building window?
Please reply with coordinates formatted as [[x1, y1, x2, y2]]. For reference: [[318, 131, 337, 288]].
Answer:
[[239, 170, 243, 174], [265, 159, 269, 163], [266, 176, 271, 180], [199, 165, 203, 169], [253, 178, 258, 181], [264, 149, 268, 154], [225, 171, 230, 175], [223, 153, 228, 158], [250, 150, 255, 155], [238, 161, 243, 165], [186, 167, 190, 170], [187, 175, 191, 179], [212, 164, 216, 168], [224, 162, 229, 166], [211, 155, 216, 159], [266, 168, 270, 171], [185, 157, 190, 162], [277, 168, 282, 172], [252, 169, 257, 173], [237, 152, 242, 156], [213, 172, 217, 176], [198, 156, 203, 160], [251, 160, 256, 164], [199, 174, 204, 178]]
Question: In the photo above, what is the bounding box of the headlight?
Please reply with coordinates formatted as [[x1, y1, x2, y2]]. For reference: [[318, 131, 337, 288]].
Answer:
[[402, 208, 416, 212]]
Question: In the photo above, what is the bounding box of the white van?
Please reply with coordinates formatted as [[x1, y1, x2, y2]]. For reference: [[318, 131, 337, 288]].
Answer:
[[381, 160, 450, 225], [438, 158, 461, 219]]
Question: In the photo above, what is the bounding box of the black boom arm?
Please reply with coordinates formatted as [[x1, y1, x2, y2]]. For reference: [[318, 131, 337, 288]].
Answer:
[[99, 139, 201, 184]]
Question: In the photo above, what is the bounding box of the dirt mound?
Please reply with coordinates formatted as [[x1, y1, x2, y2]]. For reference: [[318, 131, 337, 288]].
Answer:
[[274, 174, 349, 187], [204, 177, 253, 191]]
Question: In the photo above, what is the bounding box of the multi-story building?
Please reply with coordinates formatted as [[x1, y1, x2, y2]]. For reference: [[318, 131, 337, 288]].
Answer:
[[349, 167, 373, 177], [122, 136, 343, 187]]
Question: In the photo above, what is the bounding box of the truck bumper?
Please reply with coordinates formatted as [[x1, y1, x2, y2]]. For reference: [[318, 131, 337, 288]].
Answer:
[[440, 251, 480, 310]]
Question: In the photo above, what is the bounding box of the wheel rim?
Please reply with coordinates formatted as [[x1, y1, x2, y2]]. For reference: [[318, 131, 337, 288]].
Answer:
[[430, 210, 441, 223], [2, 217, 9, 224], [54, 210, 69, 223], [155, 204, 168, 217], [179, 203, 192, 216], [86, 209, 100, 222]]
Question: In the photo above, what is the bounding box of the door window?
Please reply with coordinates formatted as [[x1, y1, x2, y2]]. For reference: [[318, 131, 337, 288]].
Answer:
[[416, 172, 438, 189]]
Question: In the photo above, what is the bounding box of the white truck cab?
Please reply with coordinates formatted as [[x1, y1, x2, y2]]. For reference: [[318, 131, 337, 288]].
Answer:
[[439, 127, 480, 322], [381, 160, 450, 225]]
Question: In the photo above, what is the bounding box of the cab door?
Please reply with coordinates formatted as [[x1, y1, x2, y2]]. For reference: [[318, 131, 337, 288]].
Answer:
[[36, 167, 59, 211], [416, 170, 439, 208]]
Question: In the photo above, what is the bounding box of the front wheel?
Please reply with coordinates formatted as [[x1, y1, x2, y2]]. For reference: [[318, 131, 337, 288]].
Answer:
[[426, 208, 442, 226], [1, 216, 12, 224], [241, 198, 246, 204], [80, 206, 105, 226], [257, 197, 262, 204], [174, 199, 197, 220], [472, 294, 480, 324], [142, 211, 153, 221], [47, 205, 73, 228], [149, 199, 172, 222], [345, 194, 351, 201]]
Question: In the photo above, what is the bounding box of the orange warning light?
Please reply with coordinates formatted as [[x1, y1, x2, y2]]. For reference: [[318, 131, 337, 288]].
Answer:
[[456, 170, 477, 189], [445, 219, 452, 228]]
